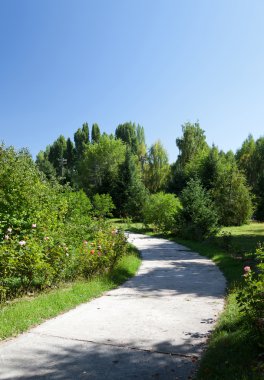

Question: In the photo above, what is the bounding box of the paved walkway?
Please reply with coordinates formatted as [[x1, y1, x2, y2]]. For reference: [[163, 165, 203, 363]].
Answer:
[[0, 233, 226, 380]]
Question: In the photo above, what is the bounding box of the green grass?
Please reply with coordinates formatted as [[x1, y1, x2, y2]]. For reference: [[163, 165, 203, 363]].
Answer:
[[221, 222, 264, 254], [114, 219, 264, 380], [0, 246, 141, 341]]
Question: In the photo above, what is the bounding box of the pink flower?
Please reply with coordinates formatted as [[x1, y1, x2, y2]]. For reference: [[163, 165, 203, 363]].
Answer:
[[98, 251, 102, 256], [244, 266, 251, 273], [32, 224, 37, 228], [19, 240, 26, 246]]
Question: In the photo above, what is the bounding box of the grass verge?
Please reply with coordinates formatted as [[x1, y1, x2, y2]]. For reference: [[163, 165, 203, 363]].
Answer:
[[0, 245, 141, 341], [170, 237, 263, 380]]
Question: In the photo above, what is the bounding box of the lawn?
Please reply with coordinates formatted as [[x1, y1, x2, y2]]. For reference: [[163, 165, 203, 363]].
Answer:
[[221, 222, 264, 254]]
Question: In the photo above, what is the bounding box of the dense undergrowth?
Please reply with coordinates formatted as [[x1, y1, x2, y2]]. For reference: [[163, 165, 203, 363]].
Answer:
[[0, 146, 128, 302]]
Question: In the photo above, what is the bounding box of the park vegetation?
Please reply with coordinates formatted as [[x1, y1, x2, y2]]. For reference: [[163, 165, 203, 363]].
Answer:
[[0, 121, 263, 377]]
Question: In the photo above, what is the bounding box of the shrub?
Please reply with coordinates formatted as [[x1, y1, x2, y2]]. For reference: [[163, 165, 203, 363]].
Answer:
[[0, 145, 130, 303], [237, 244, 264, 336], [143, 192, 182, 233], [92, 193, 115, 218], [177, 178, 219, 240], [77, 222, 128, 278]]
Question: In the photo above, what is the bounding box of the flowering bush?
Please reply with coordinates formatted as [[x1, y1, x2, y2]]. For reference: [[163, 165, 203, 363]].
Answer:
[[0, 227, 72, 300], [0, 221, 128, 301], [237, 244, 264, 335], [77, 223, 128, 278], [0, 146, 129, 303]]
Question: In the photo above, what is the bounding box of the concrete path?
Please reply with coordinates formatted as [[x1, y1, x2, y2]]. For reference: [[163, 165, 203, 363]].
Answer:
[[0, 233, 226, 380]]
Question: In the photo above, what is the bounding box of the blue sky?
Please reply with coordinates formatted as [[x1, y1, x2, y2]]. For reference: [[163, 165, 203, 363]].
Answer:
[[1, 0, 264, 162]]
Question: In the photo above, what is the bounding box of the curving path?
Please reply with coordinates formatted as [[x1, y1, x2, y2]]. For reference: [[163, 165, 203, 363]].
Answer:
[[0, 233, 226, 380]]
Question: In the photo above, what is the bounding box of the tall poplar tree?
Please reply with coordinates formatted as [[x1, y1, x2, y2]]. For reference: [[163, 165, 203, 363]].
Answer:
[[91, 123, 101, 143]]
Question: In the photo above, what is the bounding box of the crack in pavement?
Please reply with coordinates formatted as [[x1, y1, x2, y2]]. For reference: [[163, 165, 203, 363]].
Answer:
[[29, 331, 199, 360]]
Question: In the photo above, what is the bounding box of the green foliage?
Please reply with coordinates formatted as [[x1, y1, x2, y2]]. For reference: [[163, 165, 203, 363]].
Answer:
[[112, 148, 148, 220], [237, 244, 264, 333], [178, 178, 219, 240], [115, 122, 139, 155], [136, 124, 147, 161], [143, 192, 182, 233], [62, 189, 93, 248], [92, 193, 115, 218], [176, 122, 209, 173], [74, 122, 90, 159], [48, 135, 67, 176], [78, 134, 126, 195], [0, 252, 141, 340], [0, 145, 59, 236], [236, 135, 264, 221], [0, 230, 72, 300], [0, 145, 130, 302], [212, 163, 253, 226], [91, 123, 101, 143], [36, 150, 56, 180], [144, 140, 170, 193], [77, 223, 128, 278]]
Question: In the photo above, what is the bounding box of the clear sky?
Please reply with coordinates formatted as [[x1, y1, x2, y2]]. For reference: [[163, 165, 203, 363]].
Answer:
[[1, 0, 264, 162]]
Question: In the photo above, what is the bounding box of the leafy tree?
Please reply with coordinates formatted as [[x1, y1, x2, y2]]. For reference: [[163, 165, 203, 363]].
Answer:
[[211, 152, 253, 226], [236, 134, 256, 186], [136, 124, 147, 163], [65, 138, 75, 169], [115, 122, 138, 155], [177, 178, 219, 240], [63, 138, 75, 184], [48, 135, 67, 177], [176, 122, 209, 171], [144, 140, 170, 193], [112, 148, 148, 220], [36, 150, 56, 180], [78, 134, 126, 196], [143, 192, 182, 233], [236, 136, 264, 220], [92, 193, 115, 218], [91, 123, 101, 143], [169, 122, 210, 194], [74, 122, 89, 159], [200, 145, 220, 190]]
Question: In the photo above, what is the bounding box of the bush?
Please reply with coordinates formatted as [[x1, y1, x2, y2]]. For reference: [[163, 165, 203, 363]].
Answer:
[[0, 220, 129, 301], [177, 178, 219, 240], [237, 244, 264, 337], [92, 193, 115, 218], [143, 192, 182, 233], [0, 145, 129, 302], [76, 222, 128, 278]]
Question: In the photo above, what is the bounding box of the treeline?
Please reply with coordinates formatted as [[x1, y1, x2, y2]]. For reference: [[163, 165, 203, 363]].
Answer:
[[36, 122, 170, 220], [1, 121, 263, 299], [37, 121, 262, 232]]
